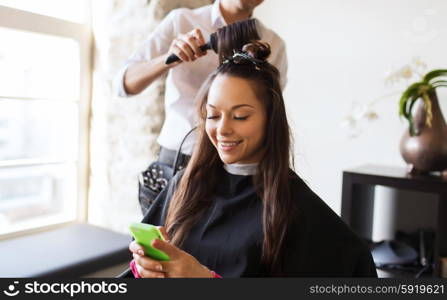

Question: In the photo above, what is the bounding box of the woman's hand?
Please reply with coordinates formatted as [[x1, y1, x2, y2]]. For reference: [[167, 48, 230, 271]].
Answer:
[[168, 28, 207, 63], [129, 227, 213, 278]]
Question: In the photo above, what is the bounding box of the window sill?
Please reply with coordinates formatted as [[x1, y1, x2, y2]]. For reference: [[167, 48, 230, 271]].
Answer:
[[0, 223, 131, 277]]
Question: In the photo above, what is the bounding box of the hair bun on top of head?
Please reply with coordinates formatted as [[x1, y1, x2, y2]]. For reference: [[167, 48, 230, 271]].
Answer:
[[223, 41, 271, 69], [242, 41, 271, 61]]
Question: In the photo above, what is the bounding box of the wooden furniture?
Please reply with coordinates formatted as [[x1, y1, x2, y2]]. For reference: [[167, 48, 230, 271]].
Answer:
[[341, 164, 447, 277]]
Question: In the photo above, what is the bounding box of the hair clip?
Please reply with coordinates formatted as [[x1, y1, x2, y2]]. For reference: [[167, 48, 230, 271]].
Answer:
[[222, 50, 265, 70]]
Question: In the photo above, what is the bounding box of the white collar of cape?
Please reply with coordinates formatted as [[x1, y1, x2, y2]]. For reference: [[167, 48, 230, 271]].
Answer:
[[224, 163, 258, 176]]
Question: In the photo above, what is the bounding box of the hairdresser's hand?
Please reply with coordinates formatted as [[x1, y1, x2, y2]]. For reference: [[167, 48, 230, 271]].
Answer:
[[129, 227, 213, 278], [168, 28, 207, 64]]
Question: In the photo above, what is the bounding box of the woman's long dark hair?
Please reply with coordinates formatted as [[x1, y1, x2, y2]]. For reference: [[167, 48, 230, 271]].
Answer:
[[165, 42, 296, 275]]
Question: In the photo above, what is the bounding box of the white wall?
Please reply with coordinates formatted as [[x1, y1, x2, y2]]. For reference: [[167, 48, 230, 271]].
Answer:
[[254, 0, 447, 213]]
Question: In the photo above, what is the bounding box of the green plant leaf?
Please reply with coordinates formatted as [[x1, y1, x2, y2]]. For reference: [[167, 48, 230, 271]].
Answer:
[[423, 69, 447, 83], [432, 83, 447, 89], [399, 82, 423, 118], [406, 95, 420, 136], [431, 80, 447, 85], [404, 94, 421, 136]]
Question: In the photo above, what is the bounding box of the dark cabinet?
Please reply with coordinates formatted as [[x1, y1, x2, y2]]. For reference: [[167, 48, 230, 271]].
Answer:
[[341, 164, 447, 277]]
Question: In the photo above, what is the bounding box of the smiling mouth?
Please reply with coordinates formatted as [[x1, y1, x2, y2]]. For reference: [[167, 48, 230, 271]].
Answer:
[[218, 140, 242, 151]]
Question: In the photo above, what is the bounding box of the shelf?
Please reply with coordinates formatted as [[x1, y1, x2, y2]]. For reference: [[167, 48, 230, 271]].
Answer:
[[341, 164, 447, 278]]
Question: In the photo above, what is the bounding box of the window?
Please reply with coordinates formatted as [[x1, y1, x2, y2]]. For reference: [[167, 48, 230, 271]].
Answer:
[[0, 2, 91, 235], [0, 0, 88, 23]]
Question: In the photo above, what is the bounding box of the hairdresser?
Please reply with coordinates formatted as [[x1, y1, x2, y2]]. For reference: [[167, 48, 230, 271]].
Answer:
[[115, 0, 288, 212]]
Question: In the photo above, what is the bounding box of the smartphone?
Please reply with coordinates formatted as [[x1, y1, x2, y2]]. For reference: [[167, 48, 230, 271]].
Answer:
[[129, 223, 170, 261]]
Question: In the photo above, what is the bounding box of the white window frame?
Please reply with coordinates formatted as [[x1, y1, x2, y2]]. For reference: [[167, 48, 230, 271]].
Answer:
[[0, 5, 92, 239]]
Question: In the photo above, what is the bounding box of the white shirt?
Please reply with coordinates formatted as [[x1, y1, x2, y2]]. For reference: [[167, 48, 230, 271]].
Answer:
[[115, 0, 288, 154]]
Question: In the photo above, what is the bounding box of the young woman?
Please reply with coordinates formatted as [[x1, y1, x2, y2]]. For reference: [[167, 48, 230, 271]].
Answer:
[[126, 42, 377, 278]]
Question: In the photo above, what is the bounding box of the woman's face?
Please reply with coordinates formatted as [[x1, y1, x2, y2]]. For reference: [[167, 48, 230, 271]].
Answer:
[[205, 75, 266, 164]]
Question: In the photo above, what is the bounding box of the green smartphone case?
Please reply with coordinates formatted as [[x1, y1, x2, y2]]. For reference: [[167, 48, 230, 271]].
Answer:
[[129, 223, 170, 261]]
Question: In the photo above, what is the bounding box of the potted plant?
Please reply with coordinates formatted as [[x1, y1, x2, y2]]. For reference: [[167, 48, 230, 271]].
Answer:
[[399, 69, 447, 135], [399, 69, 447, 173]]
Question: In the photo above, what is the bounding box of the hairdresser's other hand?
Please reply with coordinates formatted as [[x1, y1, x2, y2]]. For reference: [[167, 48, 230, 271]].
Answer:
[[168, 28, 207, 63]]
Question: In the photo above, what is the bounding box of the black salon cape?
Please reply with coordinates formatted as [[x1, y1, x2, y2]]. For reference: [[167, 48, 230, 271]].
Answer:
[[120, 168, 377, 278]]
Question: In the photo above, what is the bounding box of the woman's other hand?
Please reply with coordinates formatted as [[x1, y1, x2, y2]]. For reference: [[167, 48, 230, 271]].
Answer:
[[129, 240, 166, 278], [129, 227, 213, 278]]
